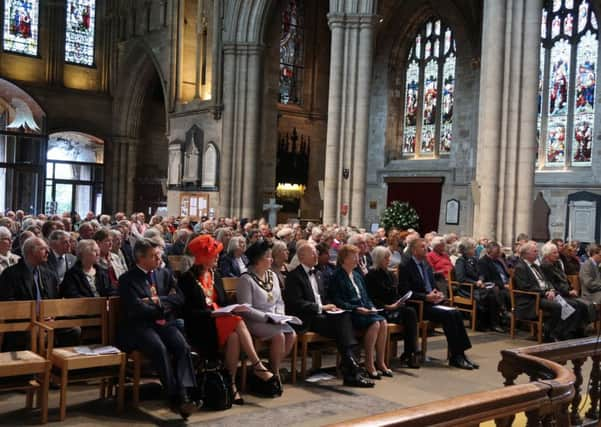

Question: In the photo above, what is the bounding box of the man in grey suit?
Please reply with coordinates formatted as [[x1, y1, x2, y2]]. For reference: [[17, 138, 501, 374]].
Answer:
[[580, 244, 601, 304], [46, 230, 76, 284]]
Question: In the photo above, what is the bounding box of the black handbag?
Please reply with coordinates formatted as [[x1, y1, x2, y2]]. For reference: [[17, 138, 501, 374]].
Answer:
[[196, 362, 233, 411]]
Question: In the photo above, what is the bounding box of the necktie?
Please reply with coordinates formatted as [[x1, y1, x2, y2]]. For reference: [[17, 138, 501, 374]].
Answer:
[[33, 268, 42, 314], [418, 262, 433, 293], [147, 271, 165, 326]]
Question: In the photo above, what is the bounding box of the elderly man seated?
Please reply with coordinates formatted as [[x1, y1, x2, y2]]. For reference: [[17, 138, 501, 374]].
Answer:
[[580, 244, 601, 304], [540, 242, 594, 334], [513, 241, 583, 342]]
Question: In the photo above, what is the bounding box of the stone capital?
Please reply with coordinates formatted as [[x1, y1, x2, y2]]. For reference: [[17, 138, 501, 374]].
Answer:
[[223, 43, 264, 56], [327, 13, 379, 30]]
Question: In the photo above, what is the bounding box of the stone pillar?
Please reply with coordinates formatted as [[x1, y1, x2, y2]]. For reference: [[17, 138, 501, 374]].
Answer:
[[324, 8, 377, 227], [323, 18, 345, 224], [474, 0, 541, 243], [111, 137, 138, 213], [219, 43, 264, 219], [45, 0, 65, 85]]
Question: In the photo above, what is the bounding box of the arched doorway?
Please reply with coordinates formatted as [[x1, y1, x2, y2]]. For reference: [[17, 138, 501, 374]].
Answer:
[[0, 78, 46, 214], [45, 132, 104, 216]]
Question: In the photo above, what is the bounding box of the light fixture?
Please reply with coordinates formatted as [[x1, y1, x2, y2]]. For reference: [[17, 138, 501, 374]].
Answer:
[[276, 183, 306, 199]]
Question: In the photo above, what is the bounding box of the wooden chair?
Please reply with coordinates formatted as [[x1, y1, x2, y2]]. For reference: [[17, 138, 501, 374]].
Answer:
[[38, 298, 126, 421], [297, 332, 337, 380], [404, 299, 430, 361], [447, 270, 477, 331], [0, 301, 51, 424], [508, 278, 544, 343], [221, 277, 239, 301], [567, 275, 581, 295]]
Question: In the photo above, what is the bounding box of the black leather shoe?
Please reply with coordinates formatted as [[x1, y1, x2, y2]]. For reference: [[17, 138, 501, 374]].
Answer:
[[399, 352, 421, 369], [464, 356, 479, 369], [449, 356, 473, 370], [178, 393, 197, 419], [343, 373, 375, 388], [366, 371, 382, 380]]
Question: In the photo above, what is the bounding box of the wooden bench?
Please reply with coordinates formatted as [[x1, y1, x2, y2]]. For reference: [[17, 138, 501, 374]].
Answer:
[[0, 300, 51, 424], [39, 298, 126, 421]]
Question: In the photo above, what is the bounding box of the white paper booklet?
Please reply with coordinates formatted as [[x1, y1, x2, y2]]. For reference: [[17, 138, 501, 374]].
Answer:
[[213, 303, 251, 314], [73, 345, 120, 356], [266, 312, 303, 325], [394, 291, 413, 305]]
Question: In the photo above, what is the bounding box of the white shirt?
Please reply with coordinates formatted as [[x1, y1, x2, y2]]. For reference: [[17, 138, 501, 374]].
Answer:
[[525, 259, 547, 290], [235, 257, 247, 274], [348, 272, 362, 299], [302, 264, 322, 314]]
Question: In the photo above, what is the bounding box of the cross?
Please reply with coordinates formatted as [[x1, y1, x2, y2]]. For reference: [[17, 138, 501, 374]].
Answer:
[[263, 198, 283, 228]]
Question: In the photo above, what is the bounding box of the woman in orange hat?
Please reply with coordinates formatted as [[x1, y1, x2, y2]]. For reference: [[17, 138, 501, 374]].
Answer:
[[178, 235, 276, 405]]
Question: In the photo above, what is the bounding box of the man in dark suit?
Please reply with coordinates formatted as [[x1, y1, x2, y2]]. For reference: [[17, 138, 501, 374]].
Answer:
[[399, 238, 476, 370], [118, 238, 198, 418], [283, 244, 373, 388], [540, 242, 592, 334], [116, 221, 135, 269], [0, 236, 80, 350], [477, 241, 511, 316], [513, 241, 581, 341], [46, 230, 76, 284]]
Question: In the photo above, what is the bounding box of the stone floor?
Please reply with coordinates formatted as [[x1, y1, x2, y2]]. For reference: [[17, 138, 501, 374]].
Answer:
[[0, 331, 593, 426]]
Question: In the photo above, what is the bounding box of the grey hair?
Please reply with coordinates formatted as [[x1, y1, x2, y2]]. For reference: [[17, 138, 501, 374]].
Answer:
[[133, 238, 160, 260], [271, 240, 288, 257], [0, 226, 11, 240], [22, 236, 44, 257], [431, 236, 445, 247], [541, 242, 558, 258], [347, 233, 364, 246], [371, 246, 391, 268], [227, 236, 246, 254], [76, 239, 98, 257], [48, 230, 71, 242], [457, 238, 476, 256], [519, 241, 539, 257]]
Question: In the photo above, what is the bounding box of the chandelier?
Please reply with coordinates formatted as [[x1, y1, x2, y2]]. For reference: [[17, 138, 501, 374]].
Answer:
[[276, 183, 306, 199]]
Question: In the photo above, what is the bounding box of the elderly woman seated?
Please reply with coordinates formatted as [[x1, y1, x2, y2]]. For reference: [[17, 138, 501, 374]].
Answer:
[[365, 246, 420, 368], [454, 238, 503, 333], [219, 236, 248, 277], [236, 241, 296, 395], [0, 226, 19, 275], [329, 244, 391, 379], [94, 229, 127, 287], [60, 239, 118, 298]]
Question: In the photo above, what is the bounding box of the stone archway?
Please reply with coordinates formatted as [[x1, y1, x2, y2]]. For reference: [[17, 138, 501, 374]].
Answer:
[[108, 40, 169, 214]]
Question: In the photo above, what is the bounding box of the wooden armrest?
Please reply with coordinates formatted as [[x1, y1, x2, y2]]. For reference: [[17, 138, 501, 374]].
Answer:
[[407, 299, 424, 322], [32, 321, 55, 358], [511, 290, 542, 315]]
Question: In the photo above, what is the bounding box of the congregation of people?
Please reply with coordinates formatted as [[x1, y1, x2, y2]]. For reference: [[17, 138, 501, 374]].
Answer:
[[0, 208, 599, 418]]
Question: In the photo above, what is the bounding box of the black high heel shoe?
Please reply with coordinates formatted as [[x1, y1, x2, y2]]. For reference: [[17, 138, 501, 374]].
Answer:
[[231, 383, 244, 405]]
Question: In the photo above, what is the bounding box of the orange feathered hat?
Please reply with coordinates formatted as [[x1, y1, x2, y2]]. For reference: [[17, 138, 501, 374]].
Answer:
[[187, 234, 223, 265]]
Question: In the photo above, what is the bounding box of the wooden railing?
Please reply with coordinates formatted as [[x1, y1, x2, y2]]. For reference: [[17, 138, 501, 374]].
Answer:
[[330, 338, 601, 426]]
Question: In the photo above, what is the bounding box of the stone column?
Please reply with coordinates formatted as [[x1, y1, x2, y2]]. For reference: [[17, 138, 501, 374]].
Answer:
[[324, 8, 377, 227], [45, 0, 65, 85], [323, 17, 345, 224], [220, 43, 264, 219], [474, 0, 541, 243], [111, 137, 138, 213]]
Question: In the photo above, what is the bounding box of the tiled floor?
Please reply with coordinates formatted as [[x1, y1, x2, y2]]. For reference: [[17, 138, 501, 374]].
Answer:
[[0, 331, 590, 426]]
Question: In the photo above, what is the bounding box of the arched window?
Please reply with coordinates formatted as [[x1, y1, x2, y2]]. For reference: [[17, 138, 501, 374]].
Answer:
[[279, 0, 304, 105], [401, 18, 456, 158], [538, 0, 598, 168], [2, 0, 40, 56], [64, 0, 96, 66]]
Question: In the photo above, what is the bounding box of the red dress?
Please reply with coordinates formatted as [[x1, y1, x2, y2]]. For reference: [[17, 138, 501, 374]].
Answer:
[[199, 271, 241, 347]]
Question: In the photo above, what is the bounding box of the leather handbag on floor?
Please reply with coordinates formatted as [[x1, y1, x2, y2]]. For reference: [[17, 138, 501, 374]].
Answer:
[[196, 361, 233, 411]]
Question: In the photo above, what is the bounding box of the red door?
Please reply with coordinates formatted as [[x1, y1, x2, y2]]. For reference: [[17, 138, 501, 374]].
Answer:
[[386, 179, 443, 233]]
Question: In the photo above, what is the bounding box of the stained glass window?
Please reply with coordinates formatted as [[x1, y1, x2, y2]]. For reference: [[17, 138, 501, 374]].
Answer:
[[401, 18, 456, 157], [538, 0, 598, 167], [2, 0, 39, 56], [279, 0, 304, 105], [64, 0, 96, 66]]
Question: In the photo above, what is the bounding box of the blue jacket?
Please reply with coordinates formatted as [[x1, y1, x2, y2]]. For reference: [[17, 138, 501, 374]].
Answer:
[[328, 267, 375, 311]]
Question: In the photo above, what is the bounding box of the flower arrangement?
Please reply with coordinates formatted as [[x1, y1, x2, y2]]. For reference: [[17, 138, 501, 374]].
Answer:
[[381, 201, 420, 230]]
